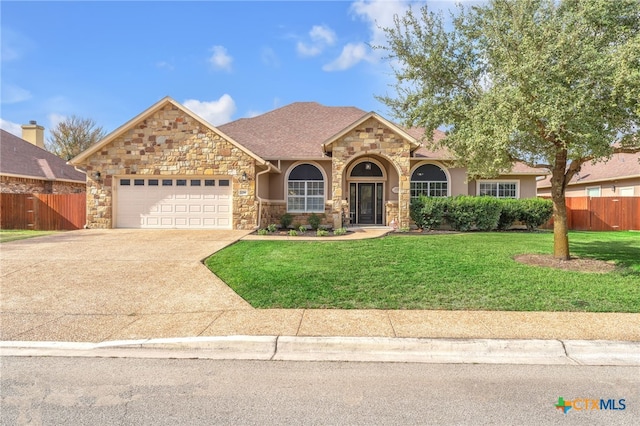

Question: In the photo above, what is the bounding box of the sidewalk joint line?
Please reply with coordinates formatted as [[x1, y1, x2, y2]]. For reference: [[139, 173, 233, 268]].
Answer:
[[271, 335, 280, 361], [296, 310, 306, 336]]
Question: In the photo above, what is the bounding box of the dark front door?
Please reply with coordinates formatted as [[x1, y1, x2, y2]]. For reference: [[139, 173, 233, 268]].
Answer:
[[358, 183, 375, 224], [350, 182, 383, 225]]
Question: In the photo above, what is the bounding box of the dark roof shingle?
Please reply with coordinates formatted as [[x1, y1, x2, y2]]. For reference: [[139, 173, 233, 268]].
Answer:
[[0, 129, 85, 182]]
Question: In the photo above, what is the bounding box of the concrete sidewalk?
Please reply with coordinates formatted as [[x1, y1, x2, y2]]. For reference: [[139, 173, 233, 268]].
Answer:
[[1, 228, 639, 365]]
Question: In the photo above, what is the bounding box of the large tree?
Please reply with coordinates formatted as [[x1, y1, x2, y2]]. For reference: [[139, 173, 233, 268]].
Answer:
[[378, 0, 640, 259], [47, 115, 106, 161]]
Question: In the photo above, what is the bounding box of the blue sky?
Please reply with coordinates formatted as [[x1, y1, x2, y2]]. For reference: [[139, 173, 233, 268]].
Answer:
[[1, 0, 469, 140]]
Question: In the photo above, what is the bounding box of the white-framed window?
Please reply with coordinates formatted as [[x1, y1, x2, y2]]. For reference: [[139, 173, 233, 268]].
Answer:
[[287, 163, 325, 213], [586, 186, 601, 197], [410, 163, 449, 198], [619, 187, 634, 197], [478, 181, 519, 198]]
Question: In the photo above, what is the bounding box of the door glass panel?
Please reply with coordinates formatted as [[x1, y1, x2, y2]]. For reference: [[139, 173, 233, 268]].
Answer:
[[358, 183, 374, 224], [349, 183, 356, 225], [376, 183, 383, 224]]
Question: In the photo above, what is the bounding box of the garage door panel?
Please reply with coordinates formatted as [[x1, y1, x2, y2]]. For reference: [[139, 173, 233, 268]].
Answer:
[[116, 177, 232, 229]]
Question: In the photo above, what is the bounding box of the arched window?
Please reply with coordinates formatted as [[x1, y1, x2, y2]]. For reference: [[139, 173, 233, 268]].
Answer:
[[411, 164, 448, 198], [350, 161, 383, 177], [287, 164, 325, 212]]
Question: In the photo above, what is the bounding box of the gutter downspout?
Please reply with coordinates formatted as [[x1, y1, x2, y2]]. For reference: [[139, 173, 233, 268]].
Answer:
[[255, 162, 273, 229]]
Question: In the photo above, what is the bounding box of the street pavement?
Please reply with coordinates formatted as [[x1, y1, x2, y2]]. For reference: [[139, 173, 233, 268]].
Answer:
[[1, 228, 638, 365]]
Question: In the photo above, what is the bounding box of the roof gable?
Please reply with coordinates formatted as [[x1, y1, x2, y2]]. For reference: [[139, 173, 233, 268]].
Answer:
[[69, 97, 268, 166], [0, 129, 85, 182], [321, 112, 422, 153]]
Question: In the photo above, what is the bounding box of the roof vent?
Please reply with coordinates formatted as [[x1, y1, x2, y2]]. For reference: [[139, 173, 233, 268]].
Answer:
[[29, 120, 37, 125]]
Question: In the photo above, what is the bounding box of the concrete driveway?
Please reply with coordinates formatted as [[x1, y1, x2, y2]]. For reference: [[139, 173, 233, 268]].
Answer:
[[1, 229, 252, 341]]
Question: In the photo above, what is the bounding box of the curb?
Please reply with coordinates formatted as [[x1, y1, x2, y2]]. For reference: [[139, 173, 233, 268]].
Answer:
[[1, 337, 638, 366]]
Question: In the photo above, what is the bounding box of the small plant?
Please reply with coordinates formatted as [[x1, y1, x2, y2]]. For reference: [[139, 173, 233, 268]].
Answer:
[[333, 227, 347, 236], [266, 223, 278, 233], [299, 225, 307, 233], [293, 222, 302, 231], [316, 229, 329, 237], [398, 226, 410, 233], [288, 229, 298, 236], [280, 213, 293, 229], [257, 229, 268, 235], [308, 213, 321, 230]]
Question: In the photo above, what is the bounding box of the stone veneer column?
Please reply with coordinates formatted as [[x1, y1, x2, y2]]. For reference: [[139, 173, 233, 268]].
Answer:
[[329, 118, 413, 229]]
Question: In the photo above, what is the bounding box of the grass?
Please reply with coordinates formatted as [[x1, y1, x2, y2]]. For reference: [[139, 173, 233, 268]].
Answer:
[[0, 229, 57, 243], [205, 231, 640, 312]]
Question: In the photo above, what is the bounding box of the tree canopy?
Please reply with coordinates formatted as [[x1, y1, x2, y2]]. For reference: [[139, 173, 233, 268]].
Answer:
[[47, 115, 106, 161], [378, 0, 640, 259]]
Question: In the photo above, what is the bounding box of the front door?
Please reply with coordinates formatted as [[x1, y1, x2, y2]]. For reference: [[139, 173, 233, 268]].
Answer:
[[350, 182, 383, 225]]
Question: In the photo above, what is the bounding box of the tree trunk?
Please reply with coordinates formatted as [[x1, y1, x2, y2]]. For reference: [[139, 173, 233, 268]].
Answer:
[[551, 191, 570, 260], [550, 149, 570, 260]]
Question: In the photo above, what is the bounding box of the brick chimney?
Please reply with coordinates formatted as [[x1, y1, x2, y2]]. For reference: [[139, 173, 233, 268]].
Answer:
[[21, 120, 45, 149]]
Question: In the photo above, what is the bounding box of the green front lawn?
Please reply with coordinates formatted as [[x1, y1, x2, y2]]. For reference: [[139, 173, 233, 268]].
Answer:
[[0, 230, 57, 243], [205, 231, 640, 312]]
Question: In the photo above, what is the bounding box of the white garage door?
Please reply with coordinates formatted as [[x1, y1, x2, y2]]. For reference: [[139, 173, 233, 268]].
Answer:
[[115, 177, 232, 229]]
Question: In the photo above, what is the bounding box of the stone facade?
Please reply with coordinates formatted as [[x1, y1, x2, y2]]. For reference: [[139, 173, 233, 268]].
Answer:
[[83, 103, 257, 229], [1, 176, 85, 194], [330, 118, 413, 229], [261, 201, 333, 229]]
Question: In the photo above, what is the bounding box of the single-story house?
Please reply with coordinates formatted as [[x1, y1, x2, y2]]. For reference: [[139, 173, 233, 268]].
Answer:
[[70, 97, 543, 230], [0, 124, 85, 194], [537, 152, 639, 198]]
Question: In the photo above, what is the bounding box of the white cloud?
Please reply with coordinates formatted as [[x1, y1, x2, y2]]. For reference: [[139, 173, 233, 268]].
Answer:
[[156, 61, 175, 71], [1, 28, 34, 63], [48, 113, 66, 130], [183, 94, 237, 126], [0, 118, 22, 136], [310, 25, 337, 45], [208, 45, 233, 72], [350, 0, 412, 49], [322, 42, 373, 71], [297, 24, 337, 57], [261, 47, 280, 68], [1, 84, 32, 104]]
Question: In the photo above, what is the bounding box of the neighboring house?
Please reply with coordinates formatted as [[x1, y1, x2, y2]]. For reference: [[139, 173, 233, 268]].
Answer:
[[69, 97, 543, 230], [537, 152, 640, 198], [0, 124, 85, 194]]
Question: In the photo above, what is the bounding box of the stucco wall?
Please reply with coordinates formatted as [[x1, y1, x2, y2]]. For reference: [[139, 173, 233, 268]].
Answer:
[[83, 103, 257, 229]]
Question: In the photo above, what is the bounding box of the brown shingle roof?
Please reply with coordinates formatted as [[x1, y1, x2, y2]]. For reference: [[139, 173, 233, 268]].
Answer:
[[218, 102, 369, 159], [537, 152, 640, 188], [0, 129, 85, 182]]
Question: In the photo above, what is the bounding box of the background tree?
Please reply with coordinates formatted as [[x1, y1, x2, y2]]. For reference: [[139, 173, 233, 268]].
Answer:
[[47, 115, 106, 161], [378, 0, 640, 260]]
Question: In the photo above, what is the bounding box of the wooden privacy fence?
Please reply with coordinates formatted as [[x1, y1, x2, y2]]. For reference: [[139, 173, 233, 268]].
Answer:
[[542, 196, 640, 231], [0, 193, 86, 230]]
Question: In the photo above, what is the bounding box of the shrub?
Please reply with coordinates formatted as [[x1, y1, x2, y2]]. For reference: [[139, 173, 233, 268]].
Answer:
[[473, 196, 502, 231], [409, 197, 428, 230], [333, 227, 347, 236], [288, 229, 298, 236], [308, 213, 321, 230], [298, 225, 307, 233], [257, 229, 268, 235], [519, 198, 553, 231], [497, 198, 521, 231], [410, 196, 448, 230], [266, 223, 278, 233], [280, 213, 293, 229], [446, 196, 477, 231], [316, 229, 329, 236]]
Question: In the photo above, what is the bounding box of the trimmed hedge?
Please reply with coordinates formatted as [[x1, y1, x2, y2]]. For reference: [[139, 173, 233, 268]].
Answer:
[[409, 196, 552, 232]]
